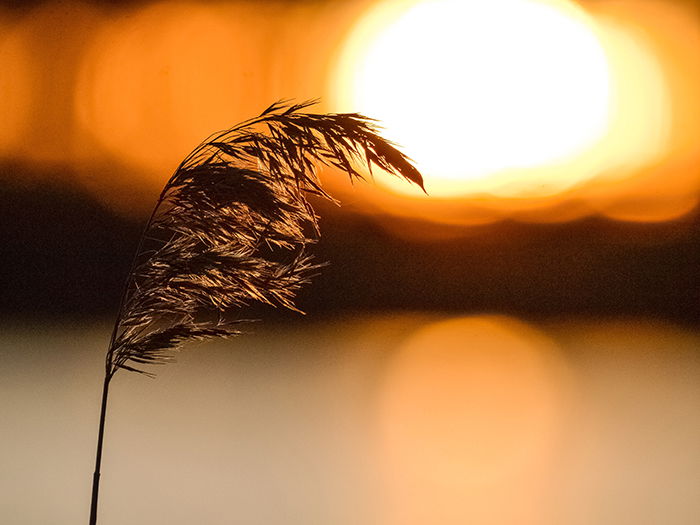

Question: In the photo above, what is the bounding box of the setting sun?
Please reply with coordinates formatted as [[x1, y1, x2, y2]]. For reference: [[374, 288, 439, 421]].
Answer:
[[336, 0, 612, 196], [334, 0, 673, 200]]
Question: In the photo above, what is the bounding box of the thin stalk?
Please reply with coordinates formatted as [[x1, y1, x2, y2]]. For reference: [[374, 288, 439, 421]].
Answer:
[[85, 102, 423, 523], [89, 374, 111, 525], [88, 198, 163, 525]]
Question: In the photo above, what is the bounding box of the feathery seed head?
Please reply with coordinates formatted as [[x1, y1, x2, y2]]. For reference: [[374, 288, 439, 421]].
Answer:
[[106, 100, 423, 377]]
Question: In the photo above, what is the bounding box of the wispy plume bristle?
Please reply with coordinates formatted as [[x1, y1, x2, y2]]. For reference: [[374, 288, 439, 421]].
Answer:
[[104, 100, 423, 378], [89, 100, 422, 524]]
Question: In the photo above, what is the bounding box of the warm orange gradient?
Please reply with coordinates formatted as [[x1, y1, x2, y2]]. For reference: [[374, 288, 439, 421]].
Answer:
[[378, 315, 572, 524], [0, 9, 36, 157], [75, 2, 270, 177], [332, 0, 700, 225], [335, 0, 615, 196], [0, 0, 698, 224], [76, 2, 267, 174], [583, 0, 700, 223], [0, 2, 102, 167]]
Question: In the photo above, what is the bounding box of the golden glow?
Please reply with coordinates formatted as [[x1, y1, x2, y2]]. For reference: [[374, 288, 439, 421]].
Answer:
[[378, 316, 572, 524], [332, 0, 700, 224], [588, 0, 700, 222], [75, 2, 269, 178], [0, 12, 34, 156], [337, 0, 615, 197], [0, 0, 696, 223], [12, 2, 103, 166]]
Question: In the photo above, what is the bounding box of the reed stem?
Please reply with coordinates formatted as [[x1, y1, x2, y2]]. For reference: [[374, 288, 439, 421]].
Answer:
[[89, 374, 111, 525]]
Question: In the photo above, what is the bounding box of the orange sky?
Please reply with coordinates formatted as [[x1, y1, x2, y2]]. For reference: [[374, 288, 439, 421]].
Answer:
[[1, 0, 699, 225]]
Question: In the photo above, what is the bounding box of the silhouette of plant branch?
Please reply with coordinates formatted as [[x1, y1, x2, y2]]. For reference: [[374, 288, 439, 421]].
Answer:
[[104, 99, 423, 379], [89, 100, 422, 524]]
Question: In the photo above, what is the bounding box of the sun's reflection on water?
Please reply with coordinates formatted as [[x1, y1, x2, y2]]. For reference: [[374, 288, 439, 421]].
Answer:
[[376, 315, 573, 524], [1, 314, 698, 523]]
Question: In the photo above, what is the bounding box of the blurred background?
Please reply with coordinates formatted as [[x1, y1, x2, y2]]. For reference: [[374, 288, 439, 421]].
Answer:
[[1, 0, 699, 523]]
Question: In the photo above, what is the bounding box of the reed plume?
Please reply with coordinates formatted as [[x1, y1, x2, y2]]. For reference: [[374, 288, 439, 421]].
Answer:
[[89, 100, 423, 524]]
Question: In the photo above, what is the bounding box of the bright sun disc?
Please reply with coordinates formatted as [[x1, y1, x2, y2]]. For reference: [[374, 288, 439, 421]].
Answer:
[[335, 0, 612, 197]]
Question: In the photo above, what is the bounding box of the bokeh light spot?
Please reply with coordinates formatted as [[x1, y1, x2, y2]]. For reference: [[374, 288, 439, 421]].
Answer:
[[76, 2, 268, 179], [378, 315, 572, 524], [0, 12, 35, 157]]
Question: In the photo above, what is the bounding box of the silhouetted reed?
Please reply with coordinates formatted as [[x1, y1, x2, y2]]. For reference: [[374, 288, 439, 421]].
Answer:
[[89, 100, 423, 524]]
